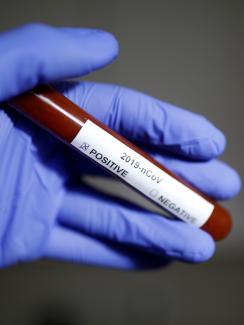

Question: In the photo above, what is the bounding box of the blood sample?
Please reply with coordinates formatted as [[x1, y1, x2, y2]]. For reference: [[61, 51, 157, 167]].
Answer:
[[8, 85, 232, 241]]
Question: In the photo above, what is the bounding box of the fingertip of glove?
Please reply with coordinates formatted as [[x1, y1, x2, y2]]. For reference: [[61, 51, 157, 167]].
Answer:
[[197, 159, 242, 201], [179, 128, 226, 161], [92, 29, 119, 52], [218, 165, 242, 200], [194, 115, 226, 159], [91, 29, 119, 62], [200, 120, 226, 159], [165, 224, 216, 263], [211, 128, 226, 157], [183, 229, 216, 263], [60, 26, 119, 62]]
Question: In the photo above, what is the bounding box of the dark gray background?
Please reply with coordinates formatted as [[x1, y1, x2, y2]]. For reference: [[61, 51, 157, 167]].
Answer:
[[0, 1, 243, 324]]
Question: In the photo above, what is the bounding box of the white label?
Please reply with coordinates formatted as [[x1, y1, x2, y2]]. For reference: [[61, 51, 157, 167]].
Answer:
[[71, 120, 214, 227]]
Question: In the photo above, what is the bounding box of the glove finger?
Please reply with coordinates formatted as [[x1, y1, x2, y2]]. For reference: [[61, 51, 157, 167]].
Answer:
[[56, 81, 226, 161], [0, 24, 118, 102], [149, 153, 241, 200], [44, 226, 170, 270], [57, 181, 215, 263]]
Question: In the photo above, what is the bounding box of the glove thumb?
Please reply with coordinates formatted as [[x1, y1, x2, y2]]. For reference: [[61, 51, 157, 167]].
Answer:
[[0, 23, 119, 102]]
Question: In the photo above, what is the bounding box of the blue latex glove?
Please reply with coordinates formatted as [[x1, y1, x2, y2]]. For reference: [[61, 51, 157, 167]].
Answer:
[[0, 24, 241, 269]]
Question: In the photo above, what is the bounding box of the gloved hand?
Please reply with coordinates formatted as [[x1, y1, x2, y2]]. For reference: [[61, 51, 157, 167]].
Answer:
[[0, 24, 241, 269]]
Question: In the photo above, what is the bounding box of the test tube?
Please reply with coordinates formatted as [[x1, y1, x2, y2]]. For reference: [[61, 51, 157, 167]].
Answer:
[[8, 85, 232, 241]]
